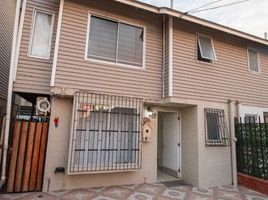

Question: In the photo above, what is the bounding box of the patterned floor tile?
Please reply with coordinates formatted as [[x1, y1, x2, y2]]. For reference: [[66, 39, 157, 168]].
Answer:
[[91, 195, 116, 200], [135, 184, 165, 195], [245, 194, 268, 200], [13, 193, 58, 200], [59, 189, 97, 200], [161, 188, 186, 199], [216, 189, 244, 200], [99, 186, 132, 199], [192, 187, 214, 196], [0, 183, 267, 200], [128, 192, 154, 200], [187, 193, 214, 200]]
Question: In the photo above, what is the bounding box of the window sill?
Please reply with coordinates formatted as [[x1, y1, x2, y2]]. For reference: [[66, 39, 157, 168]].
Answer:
[[84, 57, 146, 71], [68, 164, 141, 175], [28, 54, 51, 60]]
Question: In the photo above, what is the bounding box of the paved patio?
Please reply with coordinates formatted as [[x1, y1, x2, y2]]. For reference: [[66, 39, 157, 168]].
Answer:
[[0, 183, 267, 200]]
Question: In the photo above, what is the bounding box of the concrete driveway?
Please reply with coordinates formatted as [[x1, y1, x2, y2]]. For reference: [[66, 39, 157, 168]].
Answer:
[[0, 183, 267, 200]]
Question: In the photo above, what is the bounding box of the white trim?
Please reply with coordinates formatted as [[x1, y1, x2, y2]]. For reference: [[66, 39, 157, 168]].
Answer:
[[197, 33, 217, 61], [50, 0, 64, 86], [85, 13, 146, 70], [247, 47, 260, 74], [13, 0, 27, 81], [168, 16, 173, 97], [28, 9, 55, 60]]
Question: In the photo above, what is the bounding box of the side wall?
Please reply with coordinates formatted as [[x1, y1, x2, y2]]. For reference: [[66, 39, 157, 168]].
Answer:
[[13, 0, 59, 94], [54, 0, 163, 99]]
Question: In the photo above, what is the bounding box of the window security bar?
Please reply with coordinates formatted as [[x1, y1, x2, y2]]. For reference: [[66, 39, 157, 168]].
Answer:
[[68, 92, 143, 173], [204, 108, 229, 146]]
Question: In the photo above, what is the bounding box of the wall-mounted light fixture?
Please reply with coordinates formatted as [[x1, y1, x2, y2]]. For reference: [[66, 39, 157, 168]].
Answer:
[[144, 107, 155, 118]]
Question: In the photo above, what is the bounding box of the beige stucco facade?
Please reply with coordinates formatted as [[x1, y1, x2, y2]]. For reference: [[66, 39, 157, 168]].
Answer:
[[43, 96, 233, 191]]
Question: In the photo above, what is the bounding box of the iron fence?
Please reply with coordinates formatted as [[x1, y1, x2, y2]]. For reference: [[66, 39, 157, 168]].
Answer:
[[235, 117, 268, 180]]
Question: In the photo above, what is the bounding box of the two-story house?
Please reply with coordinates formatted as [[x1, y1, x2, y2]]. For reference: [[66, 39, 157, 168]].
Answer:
[[3, 0, 268, 193]]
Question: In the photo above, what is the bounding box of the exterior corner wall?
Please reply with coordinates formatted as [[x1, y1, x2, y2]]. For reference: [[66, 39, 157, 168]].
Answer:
[[43, 97, 157, 191], [196, 101, 232, 188], [180, 105, 199, 186]]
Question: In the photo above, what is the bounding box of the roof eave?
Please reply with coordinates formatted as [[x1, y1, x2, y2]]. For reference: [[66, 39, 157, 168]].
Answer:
[[114, 0, 268, 46]]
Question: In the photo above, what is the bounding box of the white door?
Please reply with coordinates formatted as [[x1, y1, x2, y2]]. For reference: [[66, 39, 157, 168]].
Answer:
[[161, 112, 180, 177]]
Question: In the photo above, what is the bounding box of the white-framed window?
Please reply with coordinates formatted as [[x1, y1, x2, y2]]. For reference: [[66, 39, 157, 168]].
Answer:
[[244, 114, 257, 123], [29, 10, 54, 59], [247, 48, 260, 73], [68, 92, 142, 174], [86, 15, 145, 68], [197, 34, 217, 62], [204, 108, 229, 146]]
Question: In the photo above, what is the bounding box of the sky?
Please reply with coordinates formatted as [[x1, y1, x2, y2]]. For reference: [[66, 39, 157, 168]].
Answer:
[[139, 0, 268, 38]]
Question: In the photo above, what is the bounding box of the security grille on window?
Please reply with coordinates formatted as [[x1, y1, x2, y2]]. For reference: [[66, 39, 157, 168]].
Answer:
[[87, 16, 144, 67], [204, 108, 229, 146], [197, 35, 216, 62], [68, 92, 143, 173], [29, 10, 54, 59], [248, 49, 259, 72]]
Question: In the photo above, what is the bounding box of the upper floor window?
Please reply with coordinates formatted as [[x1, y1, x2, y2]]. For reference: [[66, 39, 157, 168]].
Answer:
[[86, 15, 145, 68], [248, 48, 260, 72], [29, 10, 54, 59], [197, 34, 216, 63]]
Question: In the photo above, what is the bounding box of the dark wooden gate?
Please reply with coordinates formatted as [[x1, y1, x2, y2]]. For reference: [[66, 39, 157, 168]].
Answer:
[[6, 119, 49, 193]]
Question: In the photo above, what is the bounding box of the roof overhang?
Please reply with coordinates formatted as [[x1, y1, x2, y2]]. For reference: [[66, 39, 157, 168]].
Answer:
[[114, 0, 268, 46]]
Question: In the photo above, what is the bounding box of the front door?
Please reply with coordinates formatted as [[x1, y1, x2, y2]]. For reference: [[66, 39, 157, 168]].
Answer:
[[158, 112, 180, 178]]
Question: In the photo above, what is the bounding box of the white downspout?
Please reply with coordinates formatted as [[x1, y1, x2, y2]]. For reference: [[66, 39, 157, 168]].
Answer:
[[1, 0, 23, 181], [50, 0, 64, 87], [229, 100, 238, 186], [162, 14, 166, 98], [236, 101, 242, 122], [168, 16, 173, 97]]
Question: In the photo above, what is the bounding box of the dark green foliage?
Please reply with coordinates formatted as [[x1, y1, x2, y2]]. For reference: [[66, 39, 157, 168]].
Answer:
[[236, 122, 268, 180]]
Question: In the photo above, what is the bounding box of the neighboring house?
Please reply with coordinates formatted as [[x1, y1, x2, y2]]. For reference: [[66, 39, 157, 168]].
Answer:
[[0, 0, 16, 179], [0, 0, 16, 131], [4, 0, 268, 193]]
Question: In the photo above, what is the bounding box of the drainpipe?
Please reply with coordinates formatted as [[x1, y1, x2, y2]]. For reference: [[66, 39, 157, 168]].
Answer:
[[162, 14, 166, 99], [1, 0, 23, 185], [229, 100, 238, 186], [236, 101, 242, 122]]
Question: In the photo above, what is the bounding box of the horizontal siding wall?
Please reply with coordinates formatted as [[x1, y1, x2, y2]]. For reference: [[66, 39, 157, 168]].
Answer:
[[0, 0, 16, 100], [54, 0, 163, 99], [173, 20, 268, 107], [13, 0, 59, 95]]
